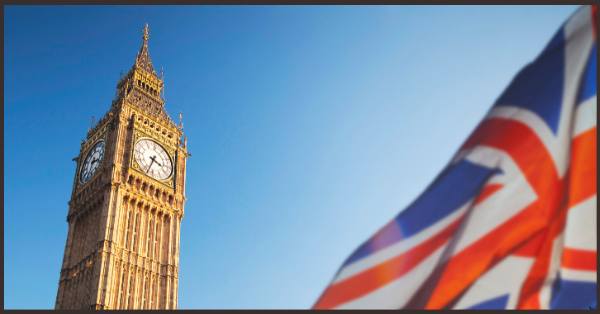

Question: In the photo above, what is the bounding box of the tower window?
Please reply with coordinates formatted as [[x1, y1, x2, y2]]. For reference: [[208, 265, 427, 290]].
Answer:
[[132, 213, 138, 252], [126, 273, 133, 309], [154, 221, 160, 259], [153, 221, 159, 260], [147, 219, 153, 257], [124, 211, 131, 248], [142, 276, 148, 309], [117, 269, 125, 309], [150, 279, 156, 310]]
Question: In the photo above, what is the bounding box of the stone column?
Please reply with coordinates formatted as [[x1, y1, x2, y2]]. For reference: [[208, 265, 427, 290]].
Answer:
[[148, 273, 154, 310], [56, 218, 76, 309], [140, 204, 148, 257], [158, 213, 165, 264], [93, 252, 109, 309], [167, 214, 174, 266], [165, 273, 172, 310], [133, 268, 141, 309], [155, 275, 161, 309], [175, 215, 181, 267], [173, 278, 178, 309]]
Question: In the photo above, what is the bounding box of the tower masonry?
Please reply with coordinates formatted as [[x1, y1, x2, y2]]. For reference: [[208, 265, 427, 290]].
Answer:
[[55, 24, 190, 310]]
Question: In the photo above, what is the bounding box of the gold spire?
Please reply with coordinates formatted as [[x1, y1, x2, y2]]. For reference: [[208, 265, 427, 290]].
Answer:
[[142, 23, 150, 42], [132, 23, 159, 79]]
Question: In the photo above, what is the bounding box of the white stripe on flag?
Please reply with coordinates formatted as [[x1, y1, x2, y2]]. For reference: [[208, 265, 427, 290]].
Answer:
[[564, 195, 597, 251], [452, 147, 537, 255], [555, 5, 595, 178], [485, 106, 558, 169], [573, 95, 597, 137], [452, 255, 535, 309], [539, 233, 565, 309], [333, 200, 471, 284], [560, 267, 597, 282], [336, 246, 447, 309]]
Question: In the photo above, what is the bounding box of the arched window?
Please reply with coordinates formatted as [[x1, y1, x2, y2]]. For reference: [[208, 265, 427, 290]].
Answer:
[[147, 219, 153, 257], [142, 275, 148, 309], [126, 273, 133, 309], [150, 279, 156, 309], [124, 211, 132, 248], [132, 213, 139, 252], [117, 269, 126, 309], [153, 221, 159, 260]]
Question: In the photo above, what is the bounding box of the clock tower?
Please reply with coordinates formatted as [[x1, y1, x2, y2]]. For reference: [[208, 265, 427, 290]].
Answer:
[[55, 24, 190, 310]]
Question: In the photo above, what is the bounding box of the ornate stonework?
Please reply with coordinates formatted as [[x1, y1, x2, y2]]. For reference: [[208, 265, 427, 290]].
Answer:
[[55, 24, 190, 310]]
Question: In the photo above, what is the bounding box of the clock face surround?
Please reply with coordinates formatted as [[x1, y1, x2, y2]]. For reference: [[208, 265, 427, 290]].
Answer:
[[134, 138, 173, 180], [80, 141, 105, 183]]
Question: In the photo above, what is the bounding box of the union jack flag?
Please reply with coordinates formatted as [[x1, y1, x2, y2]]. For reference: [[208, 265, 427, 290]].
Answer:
[[314, 5, 596, 309]]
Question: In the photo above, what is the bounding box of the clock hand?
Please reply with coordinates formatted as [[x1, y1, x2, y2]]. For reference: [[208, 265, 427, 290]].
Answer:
[[146, 158, 156, 173]]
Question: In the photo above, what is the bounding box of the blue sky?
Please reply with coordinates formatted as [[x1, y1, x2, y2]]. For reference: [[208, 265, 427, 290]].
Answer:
[[4, 5, 580, 309]]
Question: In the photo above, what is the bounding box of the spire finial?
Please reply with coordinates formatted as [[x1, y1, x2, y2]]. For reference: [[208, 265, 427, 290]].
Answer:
[[142, 23, 150, 42], [179, 111, 183, 126], [89, 115, 95, 132]]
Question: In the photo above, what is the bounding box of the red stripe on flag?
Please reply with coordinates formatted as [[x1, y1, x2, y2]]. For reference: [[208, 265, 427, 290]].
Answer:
[[569, 126, 597, 208], [474, 184, 503, 205], [514, 126, 597, 308], [515, 203, 568, 309], [422, 118, 564, 309], [512, 230, 547, 258], [592, 5, 597, 38], [562, 247, 597, 271], [313, 216, 464, 309]]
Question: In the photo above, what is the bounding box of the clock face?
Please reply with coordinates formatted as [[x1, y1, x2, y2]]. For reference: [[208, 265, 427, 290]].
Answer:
[[80, 141, 105, 183], [134, 139, 173, 180]]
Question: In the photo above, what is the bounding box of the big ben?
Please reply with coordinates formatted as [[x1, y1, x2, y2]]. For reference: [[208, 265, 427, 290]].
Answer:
[[55, 24, 190, 310]]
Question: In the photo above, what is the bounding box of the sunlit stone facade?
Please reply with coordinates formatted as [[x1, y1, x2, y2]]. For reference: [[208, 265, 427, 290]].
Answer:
[[55, 24, 190, 310]]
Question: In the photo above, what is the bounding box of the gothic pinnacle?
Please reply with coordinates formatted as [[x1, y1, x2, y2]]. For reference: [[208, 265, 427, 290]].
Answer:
[[142, 23, 150, 42]]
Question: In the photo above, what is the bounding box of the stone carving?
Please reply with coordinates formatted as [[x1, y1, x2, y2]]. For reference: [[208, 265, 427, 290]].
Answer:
[[56, 24, 188, 310]]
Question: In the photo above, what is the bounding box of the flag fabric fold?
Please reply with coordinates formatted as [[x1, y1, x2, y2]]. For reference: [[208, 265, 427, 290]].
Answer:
[[313, 5, 596, 309]]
